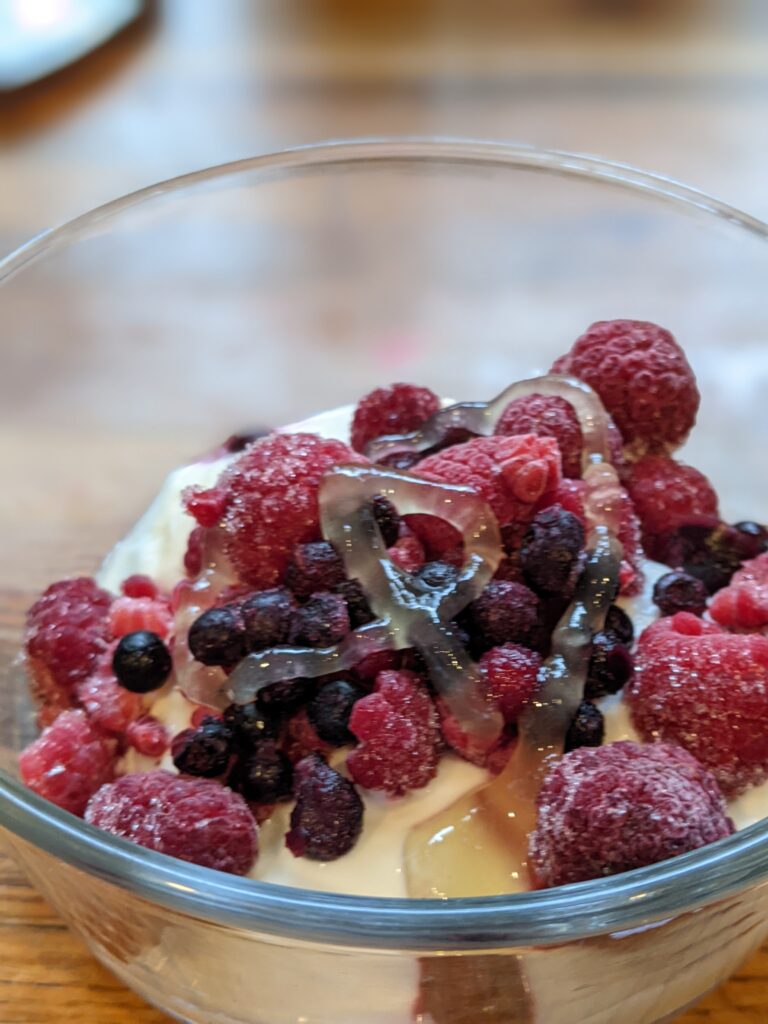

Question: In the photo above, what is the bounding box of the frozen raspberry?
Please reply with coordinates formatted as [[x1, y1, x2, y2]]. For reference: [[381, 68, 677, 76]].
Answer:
[[125, 715, 169, 758], [172, 718, 234, 777], [625, 455, 719, 560], [529, 740, 733, 887], [653, 571, 708, 617], [417, 435, 561, 528], [564, 700, 604, 752], [436, 699, 513, 771], [288, 591, 350, 648], [108, 596, 173, 639], [351, 382, 440, 453], [284, 541, 346, 598], [543, 479, 644, 597], [372, 495, 401, 547], [26, 578, 113, 700], [231, 740, 294, 803], [20, 710, 116, 816], [551, 320, 699, 453], [710, 553, 768, 629], [183, 526, 205, 577], [121, 575, 159, 599], [347, 670, 440, 794], [478, 644, 542, 723], [464, 581, 542, 653], [182, 483, 229, 528], [628, 613, 768, 795], [213, 433, 366, 587], [403, 514, 464, 565], [286, 753, 364, 860], [495, 394, 625, 479], [75, 671, 143, 737], [85, 771, 258, 875], [239, 587, 297, 650], [388, 533, 426, 573], [519, 505, 585, 597], [351, 648, 400, 682]]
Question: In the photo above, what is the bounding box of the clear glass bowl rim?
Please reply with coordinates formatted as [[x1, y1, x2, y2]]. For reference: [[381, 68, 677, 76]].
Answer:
[[2, 137, 768, 952]]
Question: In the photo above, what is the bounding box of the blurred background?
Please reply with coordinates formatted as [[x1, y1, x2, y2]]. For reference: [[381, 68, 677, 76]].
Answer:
[[2, 0, 768, 257]]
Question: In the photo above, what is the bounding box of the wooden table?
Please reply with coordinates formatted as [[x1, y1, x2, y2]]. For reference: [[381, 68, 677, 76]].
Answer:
[[2, 2, 768, 1020]]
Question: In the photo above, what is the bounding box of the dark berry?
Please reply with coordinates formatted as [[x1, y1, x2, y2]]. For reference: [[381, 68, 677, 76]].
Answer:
[[284, 542, 346, 598], [231, 741, 294, 803], [372, 495, 401, 547], [288, 592, 350, 648], [565, 701, 605, 752], [188, 605, 246, 666], [414, 560, 459, 591], [378, 451, 422, 471], [223, 701, 281, 749], [112, 631, 172, 694], [653, 571, 708, 617], [734, 521, 768, 558], [286, 753, 364, 860], [605, 605, 634, 646], [308, 680, 367, 746], [520, 505, 585, 597], [172, 718, 234, 778], [464, 581, 543, 653], [223, 428, 270, 453], [334, 579, 375, 628], [584, 631, 634, 699], [256, 677, 315, 715], [241, 587, 296, 650], [654, 521, 757, 594]]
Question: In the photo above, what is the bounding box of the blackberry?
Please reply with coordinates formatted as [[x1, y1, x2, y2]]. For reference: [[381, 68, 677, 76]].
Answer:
[[308, 680, 367, 746], [241, 587, 296, 650], [230, 741, 294, 803], [171, 718, 233, 778], [112, 630, 172, 694], [584, 631, 633, 699], [520, 505, 585, 597], [188, 605, 246, 666], [286, 753, 364, 860], [565, 701, 605, 752], [284, 542, 346, 599], [653, 571, 708, 618]]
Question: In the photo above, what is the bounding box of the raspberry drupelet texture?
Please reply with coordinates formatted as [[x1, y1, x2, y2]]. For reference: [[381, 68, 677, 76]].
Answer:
[[108, 595, 174, 639], [628, 613, 768, 796], [625, 455, 719, 561], [85, 771, 258, 875], [387, 532, 426, 574], [195, 433, 366, 588], [286, 753, 364, 860], [478, 643, 542, 723], [351, 382, 441, 454], [551, 319, 700, 453], [494, 394, 625, 479], [347, 670, 440, 795], [25, 578, 113, 712], [529, 741, 733, 888], [416, 435, 561, 528], [19, 710, 116, 816], [75, 670, 144, 737], [709, 552, 768, 630]]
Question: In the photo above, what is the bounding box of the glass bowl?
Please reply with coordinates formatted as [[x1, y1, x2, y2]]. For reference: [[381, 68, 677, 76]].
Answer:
[[2, 139, 768, 1024]]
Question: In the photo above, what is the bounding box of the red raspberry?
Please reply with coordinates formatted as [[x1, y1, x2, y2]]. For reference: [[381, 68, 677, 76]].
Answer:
[[351, 382, 440, 453], [75, 672, 143, 738], [183, 483, 229, 528], [494, 394, 625, 479], [625, 455, 720, 561], [710, 553, 768, 630], [347, 670, 440, 794], [121, 575, 159, 599], [416, 435, 561, 528], [211, 433, 366, 587], [125, 716, 170, 758], [479, 643, 542, 723], [403, 514, 463, 566], [628, 612, 768, 795], [183, 526, 206, 578], [544, 479, 644, 597], [436, 699, 513, 771], [551, 320, 699, 453], [85, 771, 258, 875], [529, 740, 733, 888], [19, 710, 116, 816], [388, 532, 426, 573], [281, 707, 334, 764], [25, 578, 113, 702], [108, 596, 173, 639]]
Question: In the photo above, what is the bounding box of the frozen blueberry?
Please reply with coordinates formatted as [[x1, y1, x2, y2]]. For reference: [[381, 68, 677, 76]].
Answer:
[[188, 605, 246, 666], [308, 680, 367, 746], [334, 578, 375, 629], [604, 604, 634, 646], [372, 495, 401, 547], [223, 701, 281, 749], [653, 571, 708, 617], [241, 587, 296, 650], [172, 718, 234, 777], [414, 560, 459, 591], [288, 592, 350, 648], [584, 631, 633, 699], [520, 505, 585, 596], [284, 542, 346, 599], [112, 630, 172, 693], [564, 701, 605, 752], [231, 741, 294, 804], [286, 753, 364, 861]]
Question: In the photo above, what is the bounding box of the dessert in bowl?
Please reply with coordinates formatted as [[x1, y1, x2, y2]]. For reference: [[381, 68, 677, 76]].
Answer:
[[2, 140, 768, 1024]]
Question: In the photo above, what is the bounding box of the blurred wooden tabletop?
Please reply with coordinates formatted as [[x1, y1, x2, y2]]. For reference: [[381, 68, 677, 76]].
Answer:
[[2, 1, 768, 1021]]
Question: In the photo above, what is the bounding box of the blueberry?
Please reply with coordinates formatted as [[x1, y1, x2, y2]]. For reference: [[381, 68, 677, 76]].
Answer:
[[734, 521, 768, 557], [286, 753, 364, 860], [584, 631, 633, 699], [655, 521, 757, 594], [230, 741, 294, 803], [188, 605, 246, 666], [372, 495, 401, 547], [565, 701, 604, 752], [112, 630, 172, 693], [604, 605, 634, 646], [308, 680, 367, 746], [288, 592, 350, 648], [652, 571, 708, 617], [241, 587, 296, 650], [223, 701, 281, 749], [172, 718, 233, 777], [464, 580, 543, 653], [334, 578, 374, 629], [414, 560, 459, 591], [284, 542, 346, 599], [223, 428, 270, 453], [520, 505, 585, 597], [256, 677, 315, 715]]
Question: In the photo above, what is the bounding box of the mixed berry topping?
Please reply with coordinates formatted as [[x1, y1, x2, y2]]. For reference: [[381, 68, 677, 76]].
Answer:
[[530, 741, 733, 887]]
